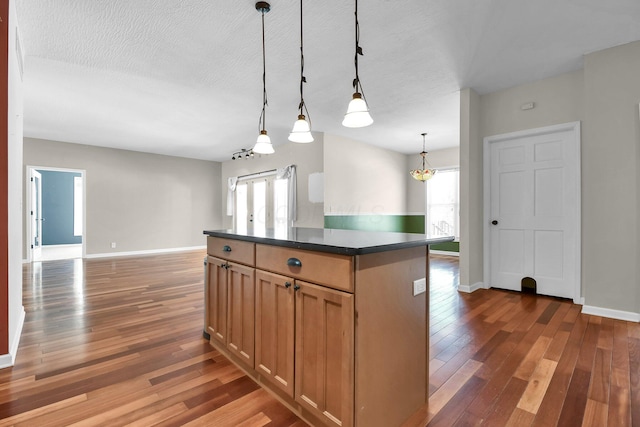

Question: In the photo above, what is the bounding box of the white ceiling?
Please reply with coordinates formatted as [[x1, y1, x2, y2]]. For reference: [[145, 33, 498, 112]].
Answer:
[[15, 0, 640, 162]]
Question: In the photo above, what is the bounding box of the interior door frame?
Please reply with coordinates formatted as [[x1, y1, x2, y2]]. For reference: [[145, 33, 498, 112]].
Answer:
[[30, 169, 42, 261], [25, 165, 87, 262], [482, 121, 582, 304]]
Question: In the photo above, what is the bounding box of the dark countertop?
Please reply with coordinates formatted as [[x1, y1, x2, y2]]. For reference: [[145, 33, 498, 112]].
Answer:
[[203, 227, 454, 255]]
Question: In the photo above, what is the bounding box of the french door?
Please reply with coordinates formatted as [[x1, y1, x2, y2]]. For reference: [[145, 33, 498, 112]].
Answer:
[[235, 174, 289, 235]]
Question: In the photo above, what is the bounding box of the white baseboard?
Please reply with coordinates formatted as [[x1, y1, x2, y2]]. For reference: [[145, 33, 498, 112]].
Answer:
[[0, 353, 12, 369], [85, 245, 206, 259], [430, 250, 459, 257], [458, 282, 484, 293], [0, 306, 25, 369], [581, 305, 640, 322]]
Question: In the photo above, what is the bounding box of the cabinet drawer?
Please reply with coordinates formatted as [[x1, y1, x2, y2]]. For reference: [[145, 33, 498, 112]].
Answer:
[[207, 237, 255, 266], [256, 244, 354, 292]]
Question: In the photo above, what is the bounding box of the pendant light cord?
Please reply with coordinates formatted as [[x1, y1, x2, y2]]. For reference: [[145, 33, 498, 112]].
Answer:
[[298, 0, 310, 123], [259, 8, 268, 133], [353, 0, 368, 101]]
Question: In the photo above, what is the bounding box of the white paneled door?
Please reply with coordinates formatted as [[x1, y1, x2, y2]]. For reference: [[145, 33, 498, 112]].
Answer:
[[486, 122, 580, 301]]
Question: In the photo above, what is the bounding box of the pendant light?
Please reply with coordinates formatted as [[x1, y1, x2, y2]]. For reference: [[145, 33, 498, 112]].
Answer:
[[410, 133, 437, 182], [253, 1, 275, 154], [288, 0, 313, 143], [342, 0, 373, 128]]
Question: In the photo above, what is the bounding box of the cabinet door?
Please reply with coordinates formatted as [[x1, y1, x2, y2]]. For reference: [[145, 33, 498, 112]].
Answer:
[[227, 263, 255, 368], [255, 270, 295, 397], [295, 281, 354, 427], [205, 256, 227, 345]]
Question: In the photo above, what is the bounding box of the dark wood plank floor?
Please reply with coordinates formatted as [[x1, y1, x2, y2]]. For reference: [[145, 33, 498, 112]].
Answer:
[[1, 251, 638, 426]]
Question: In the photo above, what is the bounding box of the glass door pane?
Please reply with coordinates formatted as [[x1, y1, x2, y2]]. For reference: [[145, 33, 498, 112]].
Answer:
[[253, 179, 267, 234], [235, 183, 248, 233], [274, 178, 288, 238]]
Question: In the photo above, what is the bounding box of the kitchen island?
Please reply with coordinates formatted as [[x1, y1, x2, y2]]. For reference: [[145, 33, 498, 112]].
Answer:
[[203, 227, 453, 427]]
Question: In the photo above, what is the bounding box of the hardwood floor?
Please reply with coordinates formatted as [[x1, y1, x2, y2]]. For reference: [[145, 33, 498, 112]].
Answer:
[[1, 251, 638, 426], [3, 252, 306, 427]]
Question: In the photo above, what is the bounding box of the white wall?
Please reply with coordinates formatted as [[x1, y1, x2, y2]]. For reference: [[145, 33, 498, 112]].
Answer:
[[466, 42, 640, 317], [480, 70, 584, 136], [23, 138, 222, 257], [582, 42, 640, 315], [3, 0, 25, 368], [221, 134, 325, 229], [459, 88, 483, 289], [324, 133, 408, 215]]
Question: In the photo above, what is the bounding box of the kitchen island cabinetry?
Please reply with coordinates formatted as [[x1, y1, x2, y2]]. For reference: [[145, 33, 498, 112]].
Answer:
[[204, 255, 255, 369], [254, 270, 295, 396], [203, 227, 452, 427]]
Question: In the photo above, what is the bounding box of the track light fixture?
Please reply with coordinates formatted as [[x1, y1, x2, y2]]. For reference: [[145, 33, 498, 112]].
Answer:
[[231, 148, 254, 160]]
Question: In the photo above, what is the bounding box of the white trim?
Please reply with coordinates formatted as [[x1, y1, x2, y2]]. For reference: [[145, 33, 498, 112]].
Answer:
[[483, 121, 582, 303], [458, 282, 484, 293], [237, 169, 277, 181], [25, 165, 87, 262], [430, 250, 459, 257], [84, 245, 206, 259], [0, 354, 12, 369], [582, 305, 640, 323], [0, 306, 25, 369], [39, 243, 82, 249]]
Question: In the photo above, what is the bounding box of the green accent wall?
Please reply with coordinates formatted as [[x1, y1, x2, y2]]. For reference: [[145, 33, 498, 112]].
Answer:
[[324, 214, 459, 253], [324, 215, 425, 234], [430, 241, 459, 252]]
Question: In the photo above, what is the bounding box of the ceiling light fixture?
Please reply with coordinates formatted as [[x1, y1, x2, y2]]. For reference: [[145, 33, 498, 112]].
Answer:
[[342, 0, 373, 128], [410, 133, 437, 182], [288, 0, 313, 143], [231, 148, 254, 160], [252, 1, 275, 155]]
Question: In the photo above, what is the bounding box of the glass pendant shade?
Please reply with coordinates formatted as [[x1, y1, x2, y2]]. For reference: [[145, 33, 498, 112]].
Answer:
[[410, 133, 436, 182], [253, 130, 275, 154], [342, 93, 373, 128], [410, 167, 436, 182], [288, 115, 314, 143]]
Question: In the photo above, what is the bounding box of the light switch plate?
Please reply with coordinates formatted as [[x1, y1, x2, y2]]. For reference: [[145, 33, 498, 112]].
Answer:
[[413, 278, 426, 296]]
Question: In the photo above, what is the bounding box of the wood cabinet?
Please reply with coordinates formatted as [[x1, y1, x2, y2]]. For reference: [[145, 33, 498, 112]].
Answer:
[[255, 270, 295, 396], [295, 280, 354, 427], [205, 234, 429, 427], [226, 262, 255, 367], [205, 254, 255, 369], [205, 256, 227, 345], [254, 271, 354, 427]]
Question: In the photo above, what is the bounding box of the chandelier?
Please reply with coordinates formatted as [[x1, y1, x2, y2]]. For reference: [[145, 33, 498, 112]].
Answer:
[[410, 133, 437, 182]]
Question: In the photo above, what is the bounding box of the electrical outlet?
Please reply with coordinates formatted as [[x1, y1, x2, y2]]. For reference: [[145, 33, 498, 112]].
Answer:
[[111, 242, 116, 249], [413, 278, 426, 296]]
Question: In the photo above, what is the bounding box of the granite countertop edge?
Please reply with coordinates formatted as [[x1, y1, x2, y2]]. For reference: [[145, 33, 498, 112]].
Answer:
[[203, 228, 455, 256]]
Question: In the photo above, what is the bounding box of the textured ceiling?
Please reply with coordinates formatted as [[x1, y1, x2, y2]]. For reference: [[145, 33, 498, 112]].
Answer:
[[15, 0, 640, 161]]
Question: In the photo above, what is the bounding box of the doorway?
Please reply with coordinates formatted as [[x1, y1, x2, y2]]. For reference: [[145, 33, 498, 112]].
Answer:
[[234, 172, 290, 237], [26, 166, 86, 261], [483, 122, 581, 302]]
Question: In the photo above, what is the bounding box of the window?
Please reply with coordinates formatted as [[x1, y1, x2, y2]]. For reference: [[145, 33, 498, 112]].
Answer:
[[426, 169, 459, 239], [234, 172, 290, 234]]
